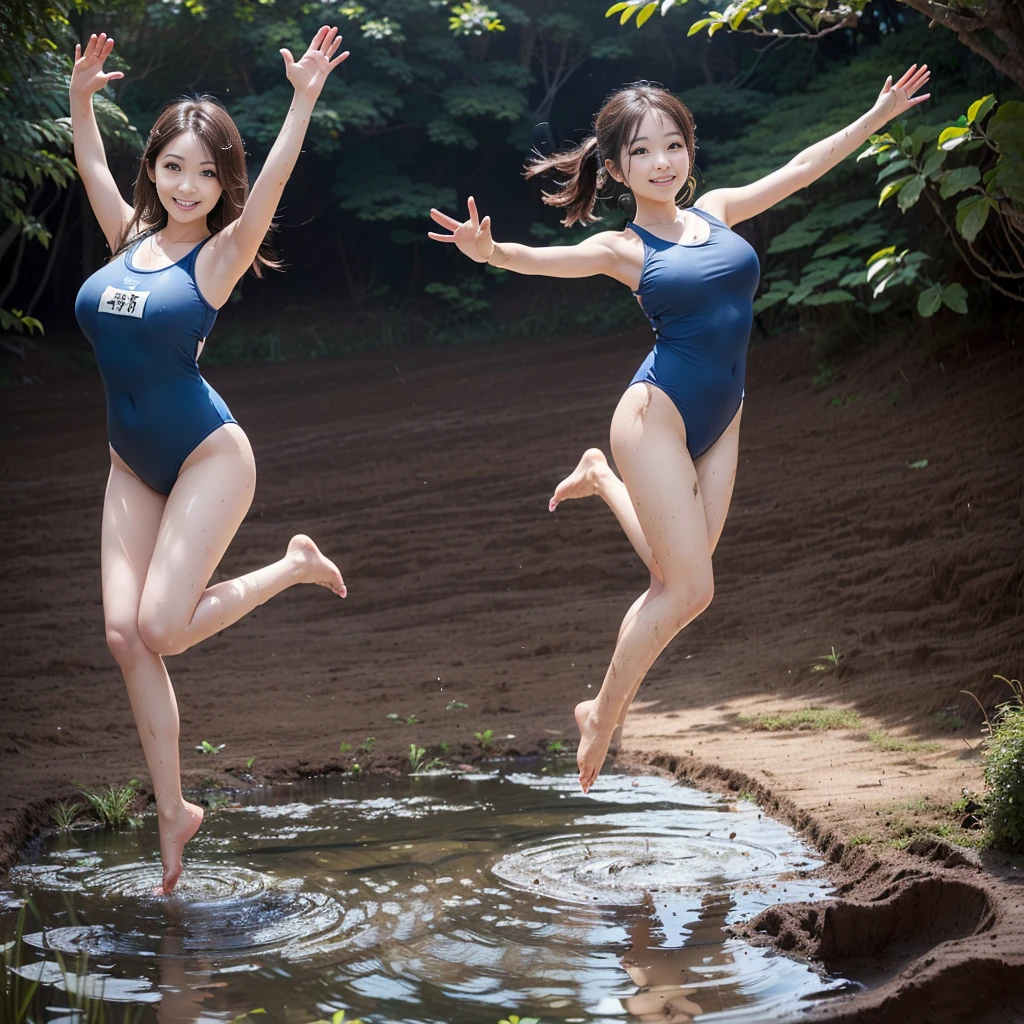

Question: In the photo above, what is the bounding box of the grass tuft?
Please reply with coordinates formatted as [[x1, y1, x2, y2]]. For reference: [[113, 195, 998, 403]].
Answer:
[[867, 730, 940, 754], [740, 708, 862, 732], [74, 779, 141, 829]]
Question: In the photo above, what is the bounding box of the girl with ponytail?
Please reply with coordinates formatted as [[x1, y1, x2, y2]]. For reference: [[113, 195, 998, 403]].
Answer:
[[429, 70, 931, 795]]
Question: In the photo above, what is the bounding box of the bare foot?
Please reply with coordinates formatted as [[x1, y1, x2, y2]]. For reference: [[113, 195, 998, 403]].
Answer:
[[549, 448, 609, 512], [574, 699, 616, 794], [287, 534, 347, 597], [154, 800, 205, 896]]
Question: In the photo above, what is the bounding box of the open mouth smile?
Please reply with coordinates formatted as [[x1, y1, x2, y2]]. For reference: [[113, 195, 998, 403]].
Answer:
[[173, 198, 199, 210]]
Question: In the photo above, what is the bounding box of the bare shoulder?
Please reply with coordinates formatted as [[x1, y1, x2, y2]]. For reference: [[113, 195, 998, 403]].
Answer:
[[693, 190, 733, 228]]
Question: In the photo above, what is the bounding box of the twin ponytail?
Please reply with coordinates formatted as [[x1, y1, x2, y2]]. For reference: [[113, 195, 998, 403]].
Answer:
[[524, 135, 605, 228], [523, 83, 699, 229]]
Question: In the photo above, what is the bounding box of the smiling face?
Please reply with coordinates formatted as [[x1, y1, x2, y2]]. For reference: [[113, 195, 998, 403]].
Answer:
[[147, 131, 224, 228], [607, 109, 691, 205]]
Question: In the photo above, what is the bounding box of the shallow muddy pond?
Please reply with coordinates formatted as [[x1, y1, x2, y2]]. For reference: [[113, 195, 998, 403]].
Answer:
[[3, 768, 856, 1023]]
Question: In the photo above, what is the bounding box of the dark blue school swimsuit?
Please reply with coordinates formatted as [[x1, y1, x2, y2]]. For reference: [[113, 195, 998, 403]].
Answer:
[[75, 236, 236, 495], [628, 207, 761, 459]]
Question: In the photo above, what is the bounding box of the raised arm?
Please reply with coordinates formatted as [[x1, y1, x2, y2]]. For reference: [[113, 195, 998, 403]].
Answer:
[[429, 197, 631, 286], [699, 64, 932, 229], [70, 34, 132, 253], [208, 26, 349, 298]]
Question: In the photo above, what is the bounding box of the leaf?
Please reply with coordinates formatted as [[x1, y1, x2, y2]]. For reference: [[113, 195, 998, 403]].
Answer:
[[955, 195, 994, 243], [967, 94, 995, 126], [897, 175, 926, 211], [921, 149, 947, 179], [876, 157, 912, 183], [907, 459, 928, 469], [865, 245, 896, 266], [605, 2, 631, 14], [941, 282, 968, 313], [938, 165, 981, 199], [986, 101, 1024, 163], [803, 289, 856, 306], [916, 284, 942, 317], [635, 2, 658, 26], [687, 17, 713, 34], [620, 4, 641, 24], [878, 175, 915, 206], [937, 126, 971, 151]]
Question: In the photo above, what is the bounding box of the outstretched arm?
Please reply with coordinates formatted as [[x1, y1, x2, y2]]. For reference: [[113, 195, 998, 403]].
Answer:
[[209, 26, 349, 299], [70, 33, 132, 252], [699, 64, 932, 228], [429, 197, 630, 285]]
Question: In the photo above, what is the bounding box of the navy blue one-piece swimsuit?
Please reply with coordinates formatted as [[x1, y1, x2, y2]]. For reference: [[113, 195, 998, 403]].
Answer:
[[629, 207, 761, 459], [75, 236, 236, 495]]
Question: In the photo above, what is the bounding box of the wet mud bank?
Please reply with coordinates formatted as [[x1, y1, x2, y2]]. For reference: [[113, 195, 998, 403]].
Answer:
[[623, 749, 1024, 1024]]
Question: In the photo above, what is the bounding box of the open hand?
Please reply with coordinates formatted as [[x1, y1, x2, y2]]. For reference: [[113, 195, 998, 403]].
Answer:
[[71, 34, 124, 100], [873, 64, 931, 121], [282, 26, 349, 100], [428, 196, 494, 262]]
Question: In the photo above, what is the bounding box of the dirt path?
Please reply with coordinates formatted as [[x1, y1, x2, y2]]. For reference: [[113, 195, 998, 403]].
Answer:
[[1, 327, 1022, 1021]]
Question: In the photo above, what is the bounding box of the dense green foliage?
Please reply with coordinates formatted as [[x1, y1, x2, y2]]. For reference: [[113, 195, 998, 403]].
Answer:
[[983, 680, 1024, 852], [0, 0, 1020, 362]]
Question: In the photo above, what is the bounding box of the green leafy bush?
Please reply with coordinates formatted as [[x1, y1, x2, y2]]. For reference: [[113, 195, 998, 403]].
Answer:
[[983, 680, 1024, 852]]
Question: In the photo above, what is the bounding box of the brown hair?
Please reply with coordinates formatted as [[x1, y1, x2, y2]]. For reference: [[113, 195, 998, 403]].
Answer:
[[115, 96, 278, 276], [525, 83, 697, 227]]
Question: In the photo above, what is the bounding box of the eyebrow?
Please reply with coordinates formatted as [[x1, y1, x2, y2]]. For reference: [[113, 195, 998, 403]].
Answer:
[[163, 153, 216, 165], [630, 131, 684, 144]]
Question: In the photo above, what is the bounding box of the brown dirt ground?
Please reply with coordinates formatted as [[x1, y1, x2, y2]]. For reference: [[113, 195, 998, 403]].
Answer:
[[1, 325, 1022, 1022]]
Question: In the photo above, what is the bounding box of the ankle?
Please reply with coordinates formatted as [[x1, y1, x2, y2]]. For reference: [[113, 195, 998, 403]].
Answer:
[[156, 799, 186, 821]]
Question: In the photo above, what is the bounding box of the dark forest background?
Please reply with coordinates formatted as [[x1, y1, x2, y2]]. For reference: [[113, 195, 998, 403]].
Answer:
[[2, 0, 1021, 377]]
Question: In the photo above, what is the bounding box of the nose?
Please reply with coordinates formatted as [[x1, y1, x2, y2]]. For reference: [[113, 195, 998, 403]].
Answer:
[[177, 179, 198, 194]]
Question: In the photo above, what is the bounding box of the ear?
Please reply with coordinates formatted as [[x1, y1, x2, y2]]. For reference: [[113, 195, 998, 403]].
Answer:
[[604, 158, 623, 184], [146, 162, 156, 183]]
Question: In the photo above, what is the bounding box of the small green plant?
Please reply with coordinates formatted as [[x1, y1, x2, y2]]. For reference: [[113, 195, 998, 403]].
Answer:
[[811, 647, 841, 672], [829, 393, 860, 407], [349, 763, 362, 775], [409, 744, 427, 773], [867, 730, 940, 754], [358, 736, 376, 753], [812, 361, 838, 389], [740, 708, 862, 732], [933, 707, 966, 732], [196, 740, 226, 754], [907, 458, 929, 469], [246, 755, 257, 769], [74, 778, 141, 828], [498, 1015, 540, 1024], [51, 800, 84, 831], [976, 676, 1024, 852], [386, 713, 420, 726], [339, 742, 353, 753], [406, 714, 420, 726], [475, 728, 494, 749], [202, 792, 230, 811], [446, 699, 468, 711], [546, 739, 565, 754], [846, 835, 872, 848]]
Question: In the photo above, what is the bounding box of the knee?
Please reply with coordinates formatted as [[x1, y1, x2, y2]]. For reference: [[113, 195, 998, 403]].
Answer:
[[663, 576, 714, 631], [105, 620, 152, 667], [137, 611, 187, 657]]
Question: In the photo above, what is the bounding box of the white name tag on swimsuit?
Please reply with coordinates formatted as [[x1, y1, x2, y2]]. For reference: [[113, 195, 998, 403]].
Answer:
[[98, 285, 149, 318]]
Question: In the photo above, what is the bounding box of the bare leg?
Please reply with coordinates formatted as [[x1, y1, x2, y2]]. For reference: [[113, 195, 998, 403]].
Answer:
[[610, 404, 742, 741], [575, 384, 717, 793], [102, 456, 204, 896], [137, 425, 345, 657]]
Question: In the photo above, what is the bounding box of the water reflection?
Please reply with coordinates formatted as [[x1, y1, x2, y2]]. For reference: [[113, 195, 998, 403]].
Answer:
[[4, 769, 852, 1023]]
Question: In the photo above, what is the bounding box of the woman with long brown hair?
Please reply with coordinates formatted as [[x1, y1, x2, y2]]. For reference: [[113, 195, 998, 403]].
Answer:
[[70, 27, 350, 894], [429, 70, 931, 794]]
